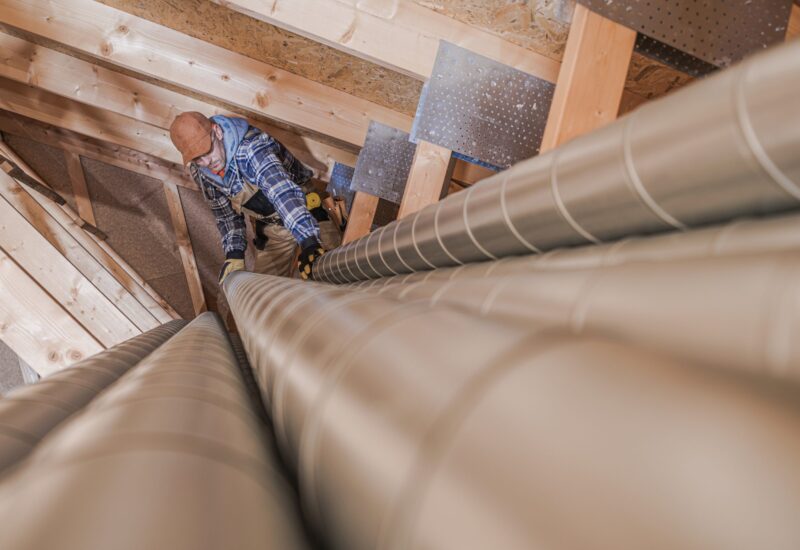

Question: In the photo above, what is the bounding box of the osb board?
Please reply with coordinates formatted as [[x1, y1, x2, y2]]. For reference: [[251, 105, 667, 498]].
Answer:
[[413, 0, 691, 103], [2, 133, 78, 213], [80, 156, 196, 319], [97, 0, 422, 117]]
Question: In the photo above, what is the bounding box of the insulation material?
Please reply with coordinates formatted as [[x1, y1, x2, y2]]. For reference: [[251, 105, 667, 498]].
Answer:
[[1, 133, 76, 212], [79, 157, 194, 319], [0, 340, 24, 395]]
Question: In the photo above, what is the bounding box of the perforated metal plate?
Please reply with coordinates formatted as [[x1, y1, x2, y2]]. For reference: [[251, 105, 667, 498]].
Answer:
[[326, 162, 356, 213], [578, 0, 793, 68], [411, 41, 555, 170], [350, 121, 417, 204], [635, 34, 718, 78]]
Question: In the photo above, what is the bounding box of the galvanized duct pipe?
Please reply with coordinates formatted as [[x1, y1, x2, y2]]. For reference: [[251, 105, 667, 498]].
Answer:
[[344, 213, 800, 379], [349, 210, 800, 288], [0, 319, 185, 473], [0, 313, 311, 550], [318, 40, 800, 284], [225, 271, 800, 550]]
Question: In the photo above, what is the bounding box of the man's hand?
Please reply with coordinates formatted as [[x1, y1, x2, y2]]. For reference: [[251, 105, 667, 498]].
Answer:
[[219, 254, 245, 284], [298, 244, 325, 281]]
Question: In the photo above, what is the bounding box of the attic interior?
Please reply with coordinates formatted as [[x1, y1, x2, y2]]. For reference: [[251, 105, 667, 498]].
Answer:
[[0, 0, 799, 548]]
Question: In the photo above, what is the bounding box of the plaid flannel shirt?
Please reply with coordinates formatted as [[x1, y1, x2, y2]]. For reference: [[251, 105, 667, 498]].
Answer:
[[189, 130, 320, 257]]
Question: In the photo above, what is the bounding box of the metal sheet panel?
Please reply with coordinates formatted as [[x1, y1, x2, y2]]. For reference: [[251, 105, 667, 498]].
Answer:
[[326, 162, 356, 214], [578, 0, 793, 67], [411, 41, 555, 169], [350, 122, 417, 204], [634, 34, 719, 78]]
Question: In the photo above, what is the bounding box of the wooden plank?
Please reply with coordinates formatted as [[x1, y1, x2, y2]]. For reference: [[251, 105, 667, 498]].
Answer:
[[0, 32, 358, 176], [64, 151, 96, 226], [0, 0, 412, 148], [163, 181, 207, 316], [0, 173, 142, 346], [0, 246, 103, 376], [0, 137, 177, 323], [211, 0, 561, 83], [789, 4, 800, 39], [0, 157, 161, 332], [0, 76, 180, 163], [540, 4, 636, 152], [0, 109, 196, 191], [397, 140, 454, 220], [342, 192, 379, 244]]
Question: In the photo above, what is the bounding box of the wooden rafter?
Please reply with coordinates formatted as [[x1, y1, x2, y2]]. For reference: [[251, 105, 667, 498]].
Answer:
[[0, 0, 412, 149], [163, 181, 207, 317], [0, 246, 103, 376], [211, 0, 561, 82], [0, 110, 195, 190], [342, 193, 379, 245], [0, 32, 358, 177], [0, 172, 141, 347], [0, 137, 178, 322], [397, 141, 454, 220], [540, 4, 636, 151], [64, 151, 97, 227]]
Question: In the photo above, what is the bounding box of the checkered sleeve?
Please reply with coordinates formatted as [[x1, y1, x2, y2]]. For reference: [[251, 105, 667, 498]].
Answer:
[[190, 164, 247, 258], [242, 137, 321, 249]]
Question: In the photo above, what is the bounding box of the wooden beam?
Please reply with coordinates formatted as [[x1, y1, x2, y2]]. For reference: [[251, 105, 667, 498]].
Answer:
[[0, 0, 412, 148], [0, 169, 143, 346], [0, 136, 178, 323], [342, 192, 379, 244], [789, 4, 800, 40], [0, 109, 195, 190], [0, 76, 179, 163], [64, 151, 96, 226], [0, 32, 358, 176], [397, 140, 454, 220], [0, 246, 103, 376], [163, 181, 207, 317], [211, 0, 561, 83], [0, 156, 162, 332], [540, 4, 636, 151]]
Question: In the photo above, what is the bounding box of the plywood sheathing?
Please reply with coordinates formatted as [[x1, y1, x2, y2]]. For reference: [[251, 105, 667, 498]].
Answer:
[[79, 157, 195, 319], [2, 133, 77, 213], [414, 0, 691, 106], [97, 0, 422, 117]]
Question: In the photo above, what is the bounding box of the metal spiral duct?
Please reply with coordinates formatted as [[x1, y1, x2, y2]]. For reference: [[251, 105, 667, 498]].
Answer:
[[0, 313, 312, 550], [348, 213, 800, 381], [317, 40, 800, 284], [224, 270, 800, 550], [0, 319, 186, 473]]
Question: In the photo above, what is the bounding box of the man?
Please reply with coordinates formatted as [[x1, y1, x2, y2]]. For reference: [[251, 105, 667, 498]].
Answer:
[[169, 111, 326, 283]]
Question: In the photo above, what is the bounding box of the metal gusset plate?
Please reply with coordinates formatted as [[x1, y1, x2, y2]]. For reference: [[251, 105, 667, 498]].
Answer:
[[350, 121, 417, 204], [578, 0, 794, 68], [634, 34, 719, 78], [326, 162, 356, 213], [411, 41, 555, 169]]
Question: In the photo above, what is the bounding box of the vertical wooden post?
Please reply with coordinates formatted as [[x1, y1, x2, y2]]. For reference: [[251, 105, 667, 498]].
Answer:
[[540, 4, 637, 152], [342, 191, 379, 244], [397, 140, 455, 220], [163, 180, 207, 316], [64, 151, 97, 227]]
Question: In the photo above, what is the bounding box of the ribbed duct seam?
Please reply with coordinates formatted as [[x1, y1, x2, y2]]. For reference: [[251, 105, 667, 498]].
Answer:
[[317, 40, 800, 284], [0, 320, 186, 473], [225, 270, 800, 550], [0, 313, 312, 550]]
